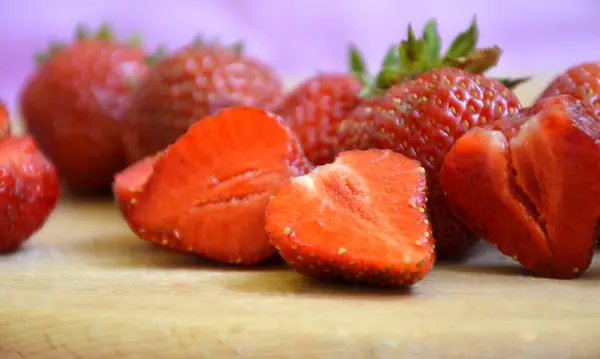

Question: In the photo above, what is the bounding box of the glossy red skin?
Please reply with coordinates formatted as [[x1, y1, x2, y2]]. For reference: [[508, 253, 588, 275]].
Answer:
[[537, 61, 600, 117], [19, 39, 148, 195], [440, 95, 600, 278], [275, 73, 363, 165], [121, 44, 283, 164], [337, 67, 522, 259], [0, 136, 60, 253]]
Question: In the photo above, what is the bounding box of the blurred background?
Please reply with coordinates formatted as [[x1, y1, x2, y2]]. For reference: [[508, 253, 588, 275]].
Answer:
[[1, 0, 599, 112]]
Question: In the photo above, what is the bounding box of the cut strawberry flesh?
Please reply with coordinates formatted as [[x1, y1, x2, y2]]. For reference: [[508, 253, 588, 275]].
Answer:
[[266, 149, 435, 287], [440, 95, 600, 278], [113, 155, 157, 217], [128, 107, 312, 265]]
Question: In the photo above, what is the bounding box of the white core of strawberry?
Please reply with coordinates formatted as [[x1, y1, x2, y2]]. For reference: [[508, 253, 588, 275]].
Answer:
[[509, 114, 541, 148]]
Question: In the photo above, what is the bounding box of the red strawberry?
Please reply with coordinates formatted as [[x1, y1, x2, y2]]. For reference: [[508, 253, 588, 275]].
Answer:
[[19, 24, 149, 195], [265, 149, 434, 287], [121, 38, 283, 164], [126, 106, 311, 264], [112, 153, 189, 253], [274, 18, 530, 168], [337, 67, 521, 259], [275, 73, 363, 166], [112, 154, 158, 217], [537, 61, 600, 117], [439, 95, 600, 278], [0, 136, 60, 253], [0, 101, 11, 138]]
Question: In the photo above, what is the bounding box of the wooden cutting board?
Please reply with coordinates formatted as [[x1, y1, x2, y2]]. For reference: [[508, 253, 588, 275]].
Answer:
[[2, 75, 600, 359]]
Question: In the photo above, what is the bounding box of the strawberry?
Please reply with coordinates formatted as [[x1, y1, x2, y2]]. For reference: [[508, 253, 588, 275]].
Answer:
[[0, 101, 11, 138], [112, 153, 190, 253], [439, 95, 600, 278], [126, 106, 312, 264], [19, 23, 150, 195], [112, 154, 158, 218], [275, 73, 364, 166], [337, 67, 521, 259], [265, 149, 435, 287], [0, 136, 60, 253], [331, 19, 528, 259], [537, 61, 600, 117], [121, 38, 283, 164], [275, 18, 529, 168]]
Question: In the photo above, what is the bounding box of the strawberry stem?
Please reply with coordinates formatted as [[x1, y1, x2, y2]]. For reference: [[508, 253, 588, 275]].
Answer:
[[191, 35, 245, 55], [354, 16, 531, 95]]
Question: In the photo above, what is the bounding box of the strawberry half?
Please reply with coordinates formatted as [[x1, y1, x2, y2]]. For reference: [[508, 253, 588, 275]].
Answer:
[[113, 153, 190, 253], [439, 95, 600, 279], [126, 107, 312, 264], [112, 154, 158, 218], [265, 149, 435, 287], [0, 136, 60, 253]]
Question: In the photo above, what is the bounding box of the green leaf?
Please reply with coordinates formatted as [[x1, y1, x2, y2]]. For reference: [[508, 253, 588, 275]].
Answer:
[[402, 24, 421, 64], [128, 32, 143, 47], [444, 46, 501, 74], [398, 38, 427, 72], [422, 19, 441, 66], [381, 45, 400, 69], [95, 22, 114, 42], [231, 41, 244, 54], [146, 45, 168, 66], [493, 76, 532, 90], [348, 44, 369, 79], [75, 24, 90, 41], [444, 15, 478, 61]]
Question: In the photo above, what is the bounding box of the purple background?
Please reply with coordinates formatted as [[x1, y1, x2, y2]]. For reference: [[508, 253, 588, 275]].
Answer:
[[1, 0, 600, 112]]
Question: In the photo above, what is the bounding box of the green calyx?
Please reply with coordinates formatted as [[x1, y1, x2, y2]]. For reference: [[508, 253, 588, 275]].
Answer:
[[190, 35, 245, 55], [34, 22, 149, 66], [349, 16, 530, 97]]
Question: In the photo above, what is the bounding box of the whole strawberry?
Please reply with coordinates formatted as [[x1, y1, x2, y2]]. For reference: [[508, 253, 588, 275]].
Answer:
[[331, 19, 527, 260], [275, 73, 363, 165], [121, 38, 283, 163], [0, 135, 60, 253], [537, 61, 600, 116], [276, 18, 528, 168], [19, 23, 149, 195]]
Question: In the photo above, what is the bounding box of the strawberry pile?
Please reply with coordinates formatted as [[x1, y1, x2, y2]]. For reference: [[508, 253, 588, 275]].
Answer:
[[8, 19, 600, 286]]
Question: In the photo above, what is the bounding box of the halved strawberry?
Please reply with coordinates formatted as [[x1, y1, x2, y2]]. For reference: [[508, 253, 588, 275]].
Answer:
[[265, 149, 435, 287], [127, 107, 312, 264], [439, 95, 600, 278], [0, 136, 60, 253], [112, 154, 158, 217]]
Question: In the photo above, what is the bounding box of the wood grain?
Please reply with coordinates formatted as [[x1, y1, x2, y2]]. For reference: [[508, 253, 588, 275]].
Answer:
[[2, 75, 600, 359]]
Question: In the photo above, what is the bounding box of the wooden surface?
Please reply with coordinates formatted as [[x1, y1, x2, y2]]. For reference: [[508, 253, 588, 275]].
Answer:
[[2, 75, 600, 359]]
